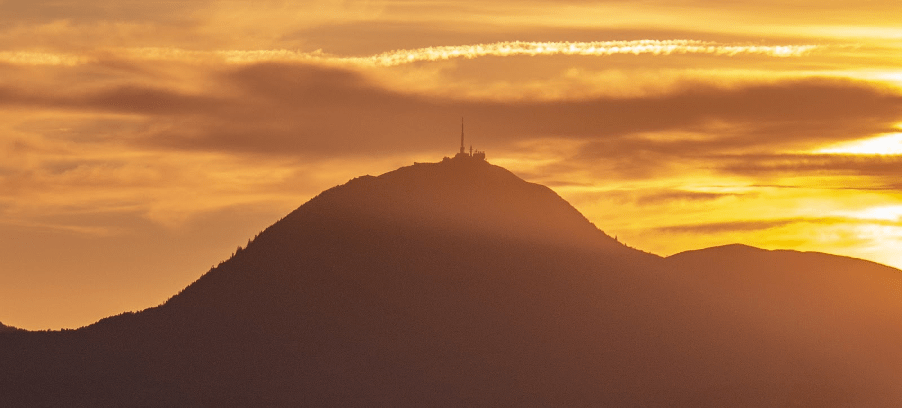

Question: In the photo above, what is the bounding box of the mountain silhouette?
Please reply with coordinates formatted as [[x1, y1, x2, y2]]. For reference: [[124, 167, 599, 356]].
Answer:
[[2, 156, 900, 406]]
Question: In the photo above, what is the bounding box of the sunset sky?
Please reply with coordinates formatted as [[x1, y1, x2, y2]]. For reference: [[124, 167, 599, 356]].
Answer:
[[2, 0, 902, 330]]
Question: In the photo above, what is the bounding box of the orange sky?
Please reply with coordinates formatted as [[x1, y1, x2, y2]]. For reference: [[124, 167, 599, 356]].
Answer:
[[2, 0, 902, 330]]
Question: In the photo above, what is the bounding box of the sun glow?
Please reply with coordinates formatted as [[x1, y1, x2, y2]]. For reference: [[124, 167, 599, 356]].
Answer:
[[836, 205, 902, 222], [814, 132, 902, 155]]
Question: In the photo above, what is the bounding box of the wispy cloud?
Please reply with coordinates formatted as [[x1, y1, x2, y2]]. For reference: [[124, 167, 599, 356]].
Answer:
[[655, 217, 856, 234], [3, 62, 896, 163]]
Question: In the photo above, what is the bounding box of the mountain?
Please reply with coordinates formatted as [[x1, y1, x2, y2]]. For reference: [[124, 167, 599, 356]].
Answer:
[[1, 156, 900, 407]]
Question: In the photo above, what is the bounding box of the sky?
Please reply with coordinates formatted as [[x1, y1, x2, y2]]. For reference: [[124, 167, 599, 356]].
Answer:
[[2, 0, 902, 330]]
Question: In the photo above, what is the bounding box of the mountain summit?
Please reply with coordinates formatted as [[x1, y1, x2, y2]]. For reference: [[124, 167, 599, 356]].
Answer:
[[273, 156, 624, 250], [2, 158, 900, 407]]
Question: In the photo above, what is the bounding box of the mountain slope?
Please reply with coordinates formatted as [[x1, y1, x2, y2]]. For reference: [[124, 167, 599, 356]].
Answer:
[[1, 158, 900, 407]]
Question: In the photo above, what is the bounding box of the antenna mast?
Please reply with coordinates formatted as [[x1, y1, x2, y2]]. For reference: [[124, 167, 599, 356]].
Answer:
[[460, 117, 465, 155]]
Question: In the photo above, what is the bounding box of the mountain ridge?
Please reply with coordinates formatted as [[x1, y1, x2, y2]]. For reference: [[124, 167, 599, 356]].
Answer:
[[2, 157, 900, 407], [671, 242, 901, 269]]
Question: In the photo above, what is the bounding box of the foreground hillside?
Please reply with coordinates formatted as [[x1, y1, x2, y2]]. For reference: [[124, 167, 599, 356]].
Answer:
[[2, 157, 899, 407], [0, 322, 20, 333]]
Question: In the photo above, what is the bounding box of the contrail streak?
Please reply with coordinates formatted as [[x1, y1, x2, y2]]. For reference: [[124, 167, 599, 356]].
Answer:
[[0, 51, 93, 66], [350, 40, 819, 66], [1, 40, 819, 66]]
